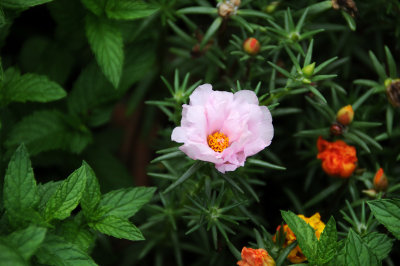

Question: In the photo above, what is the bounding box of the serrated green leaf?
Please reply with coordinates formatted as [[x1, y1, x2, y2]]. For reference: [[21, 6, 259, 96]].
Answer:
[[281, 210, 318, 263], [5, 110, 91, 155], [89, 215, 144, 241], [7, 225, 47, 260], [105, 0, 159, 20], [0, 239, 27, 266], [344, 229, 380, 266], [85, 14, 123, 88], [1, 0, 52, 9], [44, 164, 87, 221], [80, 162, 101, 215], [99, 187, 156, 219], [368, 199, 400, 240], [3, 144, 38, 214], [362, 232, 394, 260], [2, 72, 66, 104], [316, 216, 337, 264], [80, 0, 106, 16], [36, 234, 97, 266]]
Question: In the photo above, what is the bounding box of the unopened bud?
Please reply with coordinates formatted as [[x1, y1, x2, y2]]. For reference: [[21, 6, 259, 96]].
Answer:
[[302, 62, 315, 77], [336, 105, 354, 125], [385, 79, 400, 107], [362, 189, 377, 198], [330, 122, 344, 135], [264, 1, 279, 13], [288, 32, 300, 42], [331, 0, 358, 17], [373, 168, 388, 192], [243, 37, 260, 55]]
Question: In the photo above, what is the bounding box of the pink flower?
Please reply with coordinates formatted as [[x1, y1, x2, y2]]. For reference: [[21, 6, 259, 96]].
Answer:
[[171, 84, 274, 173]]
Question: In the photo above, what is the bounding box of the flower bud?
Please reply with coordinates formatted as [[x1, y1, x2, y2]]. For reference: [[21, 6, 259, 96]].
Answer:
[[373, 168, 388, 192], [330, 122, 343, 136], [230, 0, 241, 7], [385, 78, 400, 107], [302, 62, 315, 77], [243, 37, 260, 55], [362, 189, 377, 198], [331, 0, 358, 17], [336, 105, 354, 125], [264, 1, 279, 13]]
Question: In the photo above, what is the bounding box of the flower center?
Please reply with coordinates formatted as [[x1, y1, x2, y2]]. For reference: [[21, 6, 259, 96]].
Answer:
[[207, 131, 229, 152]]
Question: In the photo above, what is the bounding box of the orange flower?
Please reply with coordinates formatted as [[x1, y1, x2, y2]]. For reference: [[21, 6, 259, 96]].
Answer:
[[317, 137, 357, 178], [237, 247, 276, 266], [273, 213, 325, 264], [373, 168, 388, 192]]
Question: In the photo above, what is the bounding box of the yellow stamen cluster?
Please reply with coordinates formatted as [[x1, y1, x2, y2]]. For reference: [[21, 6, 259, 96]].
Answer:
[[207, 132, 229, 152]]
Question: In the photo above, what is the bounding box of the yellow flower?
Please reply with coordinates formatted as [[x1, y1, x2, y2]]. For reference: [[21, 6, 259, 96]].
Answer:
[[273, 213, 325, 263]]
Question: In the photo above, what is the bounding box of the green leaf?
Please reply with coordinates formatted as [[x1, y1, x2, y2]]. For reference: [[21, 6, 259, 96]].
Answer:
[[362, 232, 394, 260], [0, 239, 27, 266], [2, 72, 66, 104], [1, 0, 52, 9], [89, 216, 144, 241], [316, 216, 337, 264], [105, 0, 159, 20], [80, 0, 106, 16], [341, 11, 356, 31], [368, 199, 400, 240], [386, 105, 394, 135], [3, 144, 38, 214], [37, 181, 62, 212], [36, 235, 97, 266], [80, 162, 101, 215], [247, 158, 286, 170], [7, 225, 47, 260], [163, 161, 204, 194], [344, 229, 379, 266], [44, 164, 87, 221], [281, 210, 318, 263], [5, 110, 91, 155], [200, 17, 222, 48], [99, 187, 156, 219], [385, 46, 397, 78], [369, 50, 387, 81], [58, 218, 96, 252], [85, 14, 123, 88]]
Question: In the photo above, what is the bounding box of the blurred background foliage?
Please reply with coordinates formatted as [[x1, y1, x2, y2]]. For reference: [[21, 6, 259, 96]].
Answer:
[[1, 0, 400, 265]]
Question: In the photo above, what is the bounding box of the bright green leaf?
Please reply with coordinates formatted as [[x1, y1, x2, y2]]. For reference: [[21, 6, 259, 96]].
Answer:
[[37, 181, 62, 212], [316, 216, 337, 264], [7, 225, 47, 260], [368, 199, 400, 240], [281, 210, 318, 263], [344, 229, 379, 266], [58, 218, 96, 252], [362, 232, 394, 260], [80, 162, 101, 215], [3, 144, 38, 214], [89, 215, 144, 241], [85, 14, 124, 88], [44, 164, 87, 221], [105, 0, 159, 20], [99, 187, 156, 219]]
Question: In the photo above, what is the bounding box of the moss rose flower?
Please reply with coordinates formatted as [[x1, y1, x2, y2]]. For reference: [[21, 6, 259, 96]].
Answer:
[[171, 84, 274, 173], [237, 247, 276, 266], [317, 137, 357, 178]]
